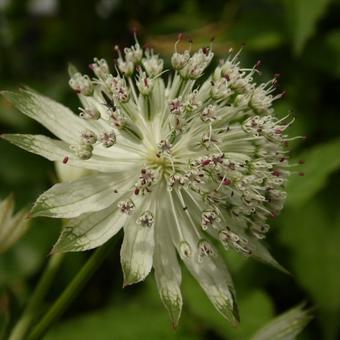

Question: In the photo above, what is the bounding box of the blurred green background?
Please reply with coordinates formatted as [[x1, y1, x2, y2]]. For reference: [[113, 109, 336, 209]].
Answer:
[[1, 0, 340, 339]]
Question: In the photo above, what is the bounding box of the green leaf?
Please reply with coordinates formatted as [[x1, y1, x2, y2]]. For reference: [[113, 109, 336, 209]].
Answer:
[[325, 30, 340, 76], [251, 304, 312, 340], [0, 218, 60, 285], [282, 0, 333, 55], [279, 200, 340, 313], [44, 301, 197, 340], [286, 138, 340, 206]]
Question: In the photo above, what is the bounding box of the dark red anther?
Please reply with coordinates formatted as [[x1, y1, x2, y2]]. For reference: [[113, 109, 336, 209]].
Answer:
[[275, 128, 283, 135], [177, 32, 184, 41], [63, 156, 69, 164], [141, 168, 146, 174], [279, 157, 285, 162], [272, 170, 281, 177], [144, 77, 148, 86], [283, 141, 289, 147], [299, 172, 305, 176], [223, 178, 232, 186], [88, 63, 94, 70], [281, 90, 287, 98], [202, 47, 210, 56], [271, 212, 277, 219], [201, 159, 211, 166], [224, 74, 230, 81], [299, 159, 305, 164], [134, 187, 140, 195], [255, 60, 262, 69]]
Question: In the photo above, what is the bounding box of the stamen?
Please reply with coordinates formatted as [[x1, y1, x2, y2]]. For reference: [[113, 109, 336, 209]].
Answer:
[[136, 210, 154, 227], [118, 199, 135, 214]]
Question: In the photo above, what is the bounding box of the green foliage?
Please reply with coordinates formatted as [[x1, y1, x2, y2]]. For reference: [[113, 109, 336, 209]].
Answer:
[[282, 0, 334, 55], [324, 30, 340, 76], [286, 138, 340, 206], [279, 200, 340, 339]]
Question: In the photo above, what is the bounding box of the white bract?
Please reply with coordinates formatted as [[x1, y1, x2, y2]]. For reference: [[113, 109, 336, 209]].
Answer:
[[1, 36, 297, 327], [0, 195, 30, 254]]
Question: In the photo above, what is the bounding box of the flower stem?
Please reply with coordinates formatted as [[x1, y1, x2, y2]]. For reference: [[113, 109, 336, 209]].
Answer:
[[8, 253, 64, 340], [27, 239, 116, 340]]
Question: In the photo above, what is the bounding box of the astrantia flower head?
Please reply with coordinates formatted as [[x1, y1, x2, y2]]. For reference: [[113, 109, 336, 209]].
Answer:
[[1, 34, 297, 327]]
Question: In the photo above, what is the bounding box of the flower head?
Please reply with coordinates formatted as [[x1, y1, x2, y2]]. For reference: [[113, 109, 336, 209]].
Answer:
[[1, 35, 296, 327]]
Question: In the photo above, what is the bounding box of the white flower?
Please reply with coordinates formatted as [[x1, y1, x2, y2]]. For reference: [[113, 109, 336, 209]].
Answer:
[[0, 195, 30, 254], [1, 36, 295, 327]]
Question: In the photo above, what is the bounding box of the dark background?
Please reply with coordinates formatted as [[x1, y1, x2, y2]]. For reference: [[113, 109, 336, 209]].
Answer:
[[1, 0, 340, 339]]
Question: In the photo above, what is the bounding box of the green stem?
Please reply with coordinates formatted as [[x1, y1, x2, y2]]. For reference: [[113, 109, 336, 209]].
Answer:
[[28, 239, 115, 340], [8, 253, 64, 340]]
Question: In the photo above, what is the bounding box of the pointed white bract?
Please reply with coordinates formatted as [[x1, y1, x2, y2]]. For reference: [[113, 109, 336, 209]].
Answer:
[[1, 35, 296, 325], [250, 303, 312, 340], [0, 195, 30, 254]]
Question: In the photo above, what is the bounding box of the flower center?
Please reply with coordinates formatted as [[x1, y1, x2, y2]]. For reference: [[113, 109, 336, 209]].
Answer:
[[146, 152, 172, 177]]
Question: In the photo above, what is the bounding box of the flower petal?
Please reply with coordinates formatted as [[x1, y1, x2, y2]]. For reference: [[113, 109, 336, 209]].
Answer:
[[52, 204, 126, 252], [1, 134, 132, 172], [183, 191, 288, 273], [183, 248, 239, 325], [153, 212, 183, 328], [246, 238, 289, 274], [31, 173, 134, 218], [166, 191, 239, 325], [0, 195, 30, 253], [251, 303, 312, 340], [120, 201, 155, 286], [1, 89, 91, 144], [0, 194, 14, 227]]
